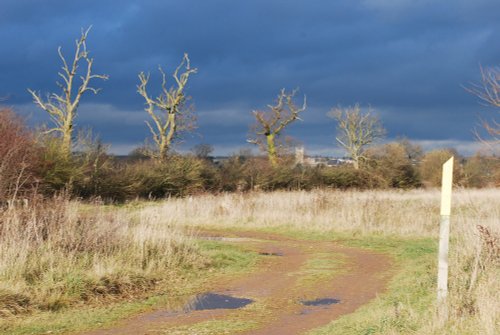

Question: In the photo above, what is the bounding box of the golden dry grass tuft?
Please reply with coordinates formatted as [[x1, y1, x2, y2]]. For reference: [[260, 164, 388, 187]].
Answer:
[[0, 194, 206, 316]]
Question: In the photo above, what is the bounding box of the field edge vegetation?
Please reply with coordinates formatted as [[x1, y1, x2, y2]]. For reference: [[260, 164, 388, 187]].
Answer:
[[0, 189, 498, 334]]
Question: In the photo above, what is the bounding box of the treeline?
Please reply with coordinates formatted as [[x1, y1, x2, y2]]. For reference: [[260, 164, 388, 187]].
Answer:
[[1, 108, 498, 204], [2, 28, 496, 204]]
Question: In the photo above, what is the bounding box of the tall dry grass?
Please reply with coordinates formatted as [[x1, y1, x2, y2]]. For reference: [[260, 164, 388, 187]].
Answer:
[[139, 188, 498, 236], [143, 188, 499, 334], [0, 195, 204, 316], [0, 189, 497, 333]]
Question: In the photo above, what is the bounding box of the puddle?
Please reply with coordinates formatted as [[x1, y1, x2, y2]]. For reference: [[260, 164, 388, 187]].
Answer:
[[259, 251, 284, 256], [186, 293, 253, 311], [301, 298, 340, 306], [141, 293, 254, 320]]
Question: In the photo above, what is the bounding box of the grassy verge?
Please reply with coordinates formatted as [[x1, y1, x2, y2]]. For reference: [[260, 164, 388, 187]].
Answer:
[[0, 240, 258, 335]]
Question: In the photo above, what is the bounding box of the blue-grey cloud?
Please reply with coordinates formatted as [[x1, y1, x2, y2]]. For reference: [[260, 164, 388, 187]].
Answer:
[[1, 0, 499, 155]]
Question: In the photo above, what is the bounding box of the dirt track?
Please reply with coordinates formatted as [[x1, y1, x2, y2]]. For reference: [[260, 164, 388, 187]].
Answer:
[[78, 231, 392, 335]]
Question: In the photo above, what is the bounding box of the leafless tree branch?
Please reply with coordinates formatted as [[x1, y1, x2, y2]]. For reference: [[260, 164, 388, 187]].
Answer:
[[137, 53, 197, 160], [328, 104, 385, 169], [27, 27, 108, 157], [248, 89, 306, 166]]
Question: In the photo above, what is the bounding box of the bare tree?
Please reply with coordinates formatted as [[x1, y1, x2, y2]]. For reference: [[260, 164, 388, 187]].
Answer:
[[328, 104, 385, 170], [28, 27, 108, 158], [466, 65, 500, 146], [248, 89, 306, 167], [137, 54, 197, 160]]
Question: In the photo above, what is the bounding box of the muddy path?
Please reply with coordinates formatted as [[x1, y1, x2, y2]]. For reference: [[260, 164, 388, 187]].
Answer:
[[77, 230, 393, 335]]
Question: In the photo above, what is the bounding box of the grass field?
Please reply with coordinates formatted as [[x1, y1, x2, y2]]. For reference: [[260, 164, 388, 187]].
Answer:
[[0, 188, 498, 334], [138, 188, 500, 334]]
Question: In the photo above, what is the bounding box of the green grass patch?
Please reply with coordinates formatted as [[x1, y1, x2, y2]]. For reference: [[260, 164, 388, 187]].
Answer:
[[198, 240, 258, 273], [294, 252, 347, 288]]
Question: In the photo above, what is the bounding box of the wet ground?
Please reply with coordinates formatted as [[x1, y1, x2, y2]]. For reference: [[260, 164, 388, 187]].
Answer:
[[187, 293, 253, 311], [301, 297, 340, 306], [77, 230, 392, 335]]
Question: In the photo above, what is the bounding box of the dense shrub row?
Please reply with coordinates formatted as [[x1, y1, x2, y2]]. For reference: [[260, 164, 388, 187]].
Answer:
[[0, 108, 498, 203]]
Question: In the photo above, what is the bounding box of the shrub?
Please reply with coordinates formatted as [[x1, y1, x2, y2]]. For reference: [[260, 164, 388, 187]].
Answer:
[[0, 109, 40, 202], [419, 149, 464, 187], [126, 155, 206, 198], [462, 154, 500, 188], [319, 165, 385, 189], [366, 143, 422, 189], [71, 135, 136, 201], [35, 135, 79, 195], [253, 159, 298, 191], [218, 154, 253, 192]]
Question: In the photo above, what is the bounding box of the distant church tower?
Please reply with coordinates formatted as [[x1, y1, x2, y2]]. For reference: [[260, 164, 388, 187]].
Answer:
[[295, 146, 304, 166]]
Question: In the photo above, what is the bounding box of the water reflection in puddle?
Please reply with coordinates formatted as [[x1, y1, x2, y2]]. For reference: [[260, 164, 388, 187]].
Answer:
[[186, 293, 253, 311], [141, 293, 253, 321], [301, 298, 340, 306]]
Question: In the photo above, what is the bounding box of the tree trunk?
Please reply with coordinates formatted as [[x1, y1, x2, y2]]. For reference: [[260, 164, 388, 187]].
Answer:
[[353, 158, 359, 170], [267, 134, 278, 167], [61, 122, 73, 159], [165, 113, 176, 152], [158, 138, 167, 161]]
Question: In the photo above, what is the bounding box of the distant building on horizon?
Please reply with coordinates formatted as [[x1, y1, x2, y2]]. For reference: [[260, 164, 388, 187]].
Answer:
[[295, 146, 354, 167]]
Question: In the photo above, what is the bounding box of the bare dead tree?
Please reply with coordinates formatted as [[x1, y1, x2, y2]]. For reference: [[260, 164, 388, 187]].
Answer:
[[328, 104, 385, 170], [137, 54, 197, 160], [466, 65, 500, 147], [28, 27, 108, 158], [248, 89, 306, 167]]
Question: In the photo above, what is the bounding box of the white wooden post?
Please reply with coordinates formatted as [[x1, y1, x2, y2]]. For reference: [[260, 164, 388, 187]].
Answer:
[[437, 156, 453, 318]]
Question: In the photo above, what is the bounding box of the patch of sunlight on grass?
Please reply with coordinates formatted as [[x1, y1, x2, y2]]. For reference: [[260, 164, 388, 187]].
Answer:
[[294, 252, 347, 288]]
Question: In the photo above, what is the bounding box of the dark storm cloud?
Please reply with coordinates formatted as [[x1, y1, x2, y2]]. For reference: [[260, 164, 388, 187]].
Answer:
[[1, 0, 499, 155]]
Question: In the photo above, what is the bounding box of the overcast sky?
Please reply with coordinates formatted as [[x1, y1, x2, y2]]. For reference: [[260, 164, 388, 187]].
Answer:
[[1, 0, 499, 156]]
